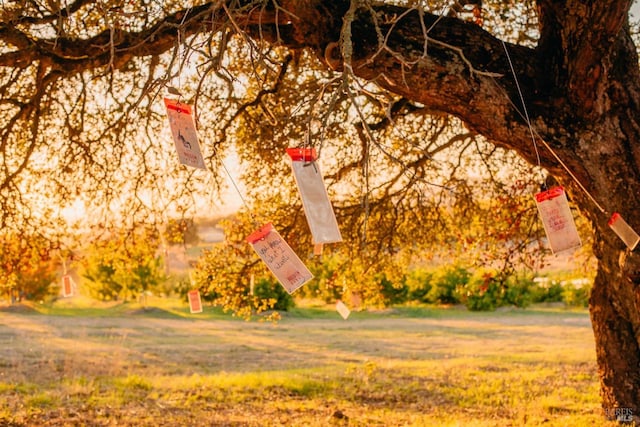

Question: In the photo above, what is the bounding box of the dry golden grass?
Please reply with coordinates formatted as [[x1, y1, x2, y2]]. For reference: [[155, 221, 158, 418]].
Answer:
[[0, 301, 617, 426]]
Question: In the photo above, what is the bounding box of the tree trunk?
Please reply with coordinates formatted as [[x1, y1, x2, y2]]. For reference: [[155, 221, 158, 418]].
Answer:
[[590, 232, 640, 420]]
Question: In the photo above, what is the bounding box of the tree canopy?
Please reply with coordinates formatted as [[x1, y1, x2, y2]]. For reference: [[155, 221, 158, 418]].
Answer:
[[2, 0, 640, 419]]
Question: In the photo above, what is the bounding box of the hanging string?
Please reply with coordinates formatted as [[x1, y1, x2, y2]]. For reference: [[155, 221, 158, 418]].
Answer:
[[500, 40, 544, 183], [496, 43, 607, 214], [213, 147, 259, 226], [362, 136, 370, 251], [533, 130, 607, 214], [189, 98, 259, 226], [421, 3, 608, 216], [171, 6, 258, 226], [176, 29, 183, 91]]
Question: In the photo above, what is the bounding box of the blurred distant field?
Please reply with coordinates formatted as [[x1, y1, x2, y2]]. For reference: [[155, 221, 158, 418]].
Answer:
[[0, 300, 615, 426]]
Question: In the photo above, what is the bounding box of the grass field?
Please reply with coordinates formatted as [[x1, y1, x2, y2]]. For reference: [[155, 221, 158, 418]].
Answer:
[[0, 299, 614, 426]]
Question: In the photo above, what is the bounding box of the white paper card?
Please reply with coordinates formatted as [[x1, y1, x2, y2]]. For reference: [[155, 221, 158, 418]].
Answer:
[[336, 300, 351, 320], [188, 289, 203, 314], [164, 98, 206, 170], [286, 148, 342, 244], [535, 186, 582, 254], [246, 223, 313, 294], [609, 213, 640, 250]]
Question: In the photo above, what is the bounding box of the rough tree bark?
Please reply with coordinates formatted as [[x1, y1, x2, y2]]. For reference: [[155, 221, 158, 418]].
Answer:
[[1, 0, 639, 420]]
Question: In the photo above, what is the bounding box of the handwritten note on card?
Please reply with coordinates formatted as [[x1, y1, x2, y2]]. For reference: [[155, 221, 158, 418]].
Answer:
[[247, 223, 313, 294], [535, 186, 582, 254]]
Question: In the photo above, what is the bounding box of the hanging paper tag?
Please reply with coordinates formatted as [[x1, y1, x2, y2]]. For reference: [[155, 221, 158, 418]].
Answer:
[[188, 289, 203, 314], [609, 213, 640, 250], [286, 148, 342, 244], [336, 300, 351, 320], [534, 186, 582, 254], [164, 98, 206, 170], [246, 223, 313, 294], [350, 292, 362, 310], [313, 243, 324, 256], [62, 275, 74, 297]]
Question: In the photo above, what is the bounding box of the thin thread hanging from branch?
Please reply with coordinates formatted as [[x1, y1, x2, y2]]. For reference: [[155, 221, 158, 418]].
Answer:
[[492, 46, 607, 215], [215, 150, 258, 225], [422, 4, 607, 215], [191, 106, 259, 226], [533, 130, 607, 215], [501, 41, 544, 180]]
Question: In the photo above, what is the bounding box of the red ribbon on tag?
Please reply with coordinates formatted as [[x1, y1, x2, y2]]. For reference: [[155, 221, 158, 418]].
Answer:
[[286, 148, 317, 162], [534, 186, 565, 202], [246, 223, 274, 243], [164, 98, 191, 114]]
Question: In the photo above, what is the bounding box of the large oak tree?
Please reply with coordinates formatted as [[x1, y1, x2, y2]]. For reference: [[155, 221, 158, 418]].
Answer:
[[1, 0, 639, 420]]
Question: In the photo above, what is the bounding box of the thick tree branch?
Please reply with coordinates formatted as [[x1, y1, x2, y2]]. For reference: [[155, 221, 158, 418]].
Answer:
[[338, 6, 546, 169], [0, 3, 216, 72]]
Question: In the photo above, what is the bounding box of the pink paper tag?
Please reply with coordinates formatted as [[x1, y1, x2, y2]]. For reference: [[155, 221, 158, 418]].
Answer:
[[188, 289, 203, 314], [534, 186, 582, 254], [336, 300, 351, 320], [164, 98, 207, 170], [609, 213, 640, 250], [247, 223, 313, 294], [286, 148, 342, 244], [62, 275, 74, 297]]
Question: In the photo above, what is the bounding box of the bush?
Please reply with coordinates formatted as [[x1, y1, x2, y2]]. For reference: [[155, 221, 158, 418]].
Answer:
[[253, 277, 295, 311], [503, 275, 534, 308], [405, 269, 433, 303], [403, 265, 593, 311], [300, 256, 344, 303], [81, 228, 167, 301], [0, 233, 58, 303], [462, 270, 503, 311], [458, 269, 535, 311], [377, 273, 409, 306], [529, 279, 564, 303], [426, 265, 468, 305], [562, 282, 591, 307], [193, 215, 296, 319]]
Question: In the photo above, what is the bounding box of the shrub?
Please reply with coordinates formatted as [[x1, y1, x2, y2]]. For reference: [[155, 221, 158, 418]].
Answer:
[[0, 233, 58, 303], [562, 281, 591, 307], [300, 256, 344, 303], [193, 214, 296, 320], [458, 269, 535, 311], [167, 273, 192, 299], [81, 228, 167, 301], [377, 273, 409, 306], [426, 265, 468, 305], [462, 270, 503, 311], [529, 279, 564, 303], [405, 269, 434, 303], [503, 275, 534, 308], [253, 277, 295, 311]]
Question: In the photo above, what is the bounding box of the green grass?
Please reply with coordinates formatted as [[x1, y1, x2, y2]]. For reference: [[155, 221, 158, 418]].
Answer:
[[0, 301, 616, 426]]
